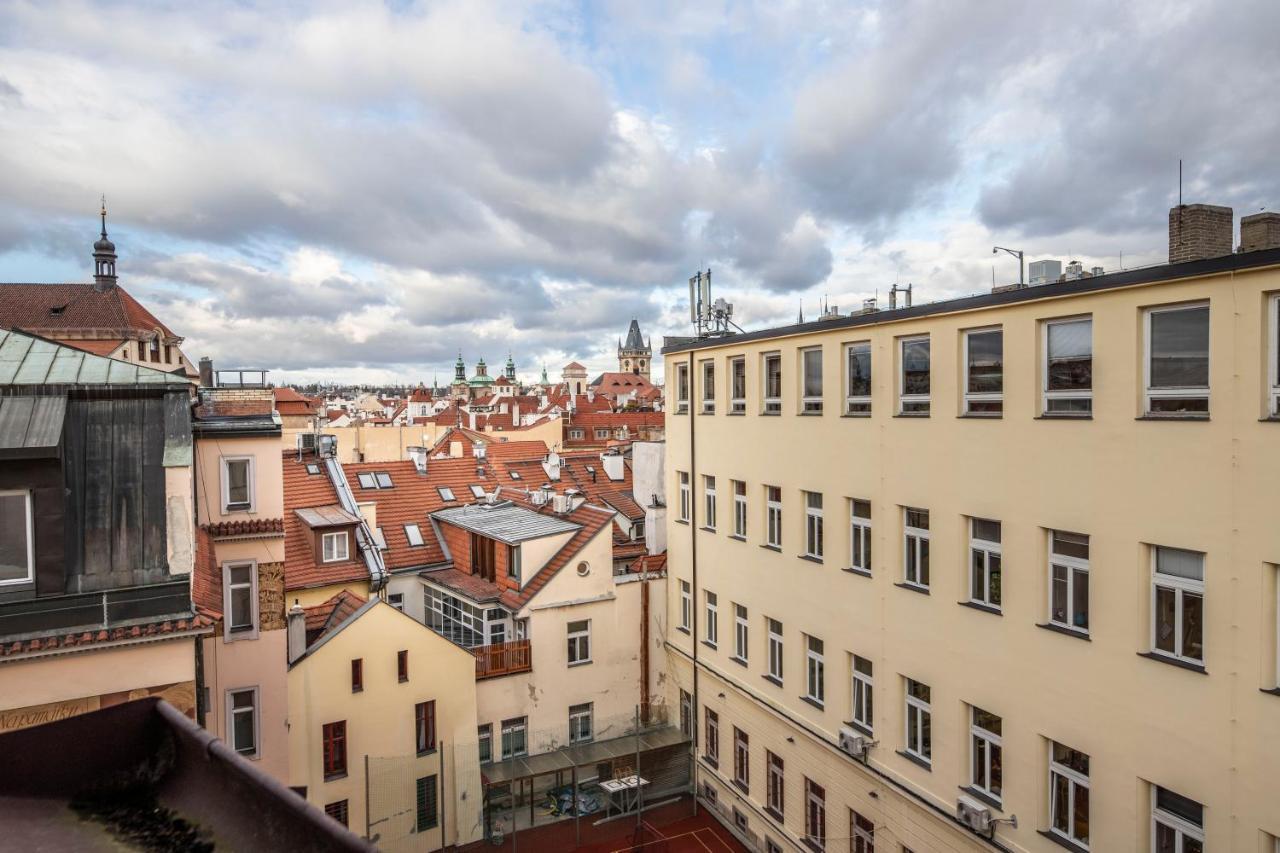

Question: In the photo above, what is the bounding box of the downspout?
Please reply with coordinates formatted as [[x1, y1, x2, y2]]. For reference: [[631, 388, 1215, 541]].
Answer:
[[193, 634, 206, 727], [687, 351, 700, 807], [323, 456, 388, 591], [640, 570, 650, 725]]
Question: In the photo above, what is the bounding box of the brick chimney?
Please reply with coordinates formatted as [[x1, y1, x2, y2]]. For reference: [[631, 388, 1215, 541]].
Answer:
[[1239, 212, 1280, 253], [1169, 204, 1233, 263]]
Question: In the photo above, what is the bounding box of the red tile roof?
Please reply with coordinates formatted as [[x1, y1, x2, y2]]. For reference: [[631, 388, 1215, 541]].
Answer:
[[60, 338, 126, 356], [282, 453, 370, 591], [203, 517, 285, 538], [192, 527, 222, 619], [628, 553, 667, 574], [194, 399, 274, 419], [274, 387, 321, 416], [303, 589, 367, 647], [0, 614, 215, 659], [0, 283, 179, 339]]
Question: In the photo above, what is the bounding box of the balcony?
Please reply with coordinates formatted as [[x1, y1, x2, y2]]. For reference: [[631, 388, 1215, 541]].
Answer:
[[474, 639, 531, 679]]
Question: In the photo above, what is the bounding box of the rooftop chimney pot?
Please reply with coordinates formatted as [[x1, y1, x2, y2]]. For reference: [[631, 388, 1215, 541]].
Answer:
[[1169, 203, 1233, 264]]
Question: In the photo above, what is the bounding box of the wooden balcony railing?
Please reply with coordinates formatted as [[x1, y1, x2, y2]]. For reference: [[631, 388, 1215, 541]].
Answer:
[[474, 639, 532, 679]]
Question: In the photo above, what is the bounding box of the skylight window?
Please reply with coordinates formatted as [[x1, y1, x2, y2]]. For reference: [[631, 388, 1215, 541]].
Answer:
[[306, 463, 320, 475], [470, 485, 486, 498], [375, 472, 393, 488], [510, 471, 522, 480], [357, 473, 376, 489], [405, 524, 424, 547], [358, 471, 394, 489], [438, 487, 456, 502]]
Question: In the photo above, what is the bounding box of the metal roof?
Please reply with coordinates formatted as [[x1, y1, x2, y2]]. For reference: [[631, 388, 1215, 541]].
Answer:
[[0, 395, 66, 459], [294, 504, 362, 528], [432, 501, 580, 544], [0, 328, 186, 386]]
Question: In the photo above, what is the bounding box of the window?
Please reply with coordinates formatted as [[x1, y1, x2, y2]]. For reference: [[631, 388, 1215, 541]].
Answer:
[[405, 524, 425, 547], [969, 519, 1002, 609], [701, 360, 716, 413], [806, 635, 825, 705], [851, 655, 873, 733], [501, 716, 527, 758], [767, 618, 784, 682], [733, 604, 749, 662], [569, 703, 593, 744], [763, 353, 782, 414], [0, 490, 33, 585], [904, 679, 931, 764], [351, 658, 363, 692], [1049, 530, 1090, 633], [898, 336, 930, 414], [594, 428, 611, 440], [469, 484, 486, 498], [222, 457, 253, 512], [324, 799, 349, 827], [767, 840, 784, 853], [679, 689, 693, 738], [415, 700, 437, 754], [389, 593, 404, 611], [376, 472, 393, 488], [373, 527, 388, 550], [703, 476, 717, 529], [805, 778, 826, 851], [845, 342, 872, 415], [424, 586, 492, 647], [969, 707, 1002, 803], [705, 591, 719, 647], [963, 328, 1003, 414], [734, 808, 749, 833], [678, 472, 691, 522], [1145, 302, 1210, 414], [632, 519, 645, 541], [679, 580, 692, 632], [1044, 317, 1093, 414], [733, 727, 750, 790], [398, 649, 409, 682], [437, 486, 456, 502], [801, 347, 823, 413], [850, 809, 875, 853], [1152, 785, 1203, 853], [1270, 294, 1280, 416], [730, 357, 747, 413], [766, 486, 782, 548], [508, 544, 521, 584], [766, 751, 784, 817], [478, 724, 492, 764], [322, 532, 349, 563], [227, 688, 258, 757], [1151, 546, 1205, 665], [415, 775, 438, 832], [803, 492, 824, 559], [1049, 742, 1089, 848], [903, 508, 930, 589], [149, 337, 161, 361], [224, 562, 257, 634], [567, 619, 591, 665], [322, 721, 347, 779], [569, 428, 584, 440], [849, 500, 872, 574], [357, 472, 376, 489], [675, 363, 690, 413], [737, 481, 747, 535], [705, 708, 719, 764], [306, 463, 320, 475]]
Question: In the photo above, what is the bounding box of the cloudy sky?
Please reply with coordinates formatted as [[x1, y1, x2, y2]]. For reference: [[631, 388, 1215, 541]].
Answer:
[[1, 0, 1277, 385]]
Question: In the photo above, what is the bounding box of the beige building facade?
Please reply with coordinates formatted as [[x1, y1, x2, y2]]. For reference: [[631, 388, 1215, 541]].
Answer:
[[663, 241, 1280, 851]]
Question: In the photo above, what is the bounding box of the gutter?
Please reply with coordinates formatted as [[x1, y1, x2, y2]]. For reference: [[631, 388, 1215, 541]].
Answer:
[[323, 456, 388, 591]]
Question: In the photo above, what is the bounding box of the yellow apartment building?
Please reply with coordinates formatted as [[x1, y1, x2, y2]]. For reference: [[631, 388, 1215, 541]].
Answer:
[[662, 209, 1280, 852]]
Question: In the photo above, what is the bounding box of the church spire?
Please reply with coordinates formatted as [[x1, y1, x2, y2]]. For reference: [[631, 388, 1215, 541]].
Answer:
[[92, 196, 118, 291]]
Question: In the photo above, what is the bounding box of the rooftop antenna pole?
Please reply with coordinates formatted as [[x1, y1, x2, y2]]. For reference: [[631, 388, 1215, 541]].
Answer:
[[1178, 159, 1182, 208]]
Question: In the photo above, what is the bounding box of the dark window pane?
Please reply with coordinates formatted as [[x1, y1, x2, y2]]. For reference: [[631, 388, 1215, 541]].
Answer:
[[966, 330, 1003, 394], [847, 345, 871, 397], [901, 339, 930, 394], [1182, 592, 1204, 660], [1155, 587, 1177, 653], [1073, 569, 1089, 630], [1047, 320, 1093, 391], [1073, 784, 1089, 843], [1156, 786, 1203, 826], [1150, 306, 1209, 388]]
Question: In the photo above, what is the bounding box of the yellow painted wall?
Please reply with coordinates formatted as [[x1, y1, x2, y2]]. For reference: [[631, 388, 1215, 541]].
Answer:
[[0, 640, 196, 713], [194, 434, 285, 526], [664, 263, 1280, 851]]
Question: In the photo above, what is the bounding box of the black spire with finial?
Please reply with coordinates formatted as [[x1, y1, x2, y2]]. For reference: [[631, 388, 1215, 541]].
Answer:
[[92, 196, 118, 291]]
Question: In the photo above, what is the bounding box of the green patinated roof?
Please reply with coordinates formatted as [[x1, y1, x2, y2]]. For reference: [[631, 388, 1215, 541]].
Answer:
[[0, 329, 187, 387], [468, 375, 495, 386]]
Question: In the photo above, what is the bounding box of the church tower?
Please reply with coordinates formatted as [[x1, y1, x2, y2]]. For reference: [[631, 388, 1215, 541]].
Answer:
[[93, 197, 118, 292], [617, 318, 651, 379]]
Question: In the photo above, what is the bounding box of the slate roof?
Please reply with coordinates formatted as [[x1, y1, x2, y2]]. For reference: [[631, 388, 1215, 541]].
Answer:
[[623, 319, 647, 351], [0, 395, 66, 459], [432, 502, 580, 544]]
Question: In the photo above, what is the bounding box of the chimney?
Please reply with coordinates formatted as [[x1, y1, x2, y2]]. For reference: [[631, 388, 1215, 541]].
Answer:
[[406, 445, 428, 474], [468, 409, 477, 431], [287, 599, 307, 664], [601, 451, 625, 482], [512, 401, 520, 425], [1240, 212, 1280, 253], [198, 357, 214, 388], [1169, 204, 1233, 263]]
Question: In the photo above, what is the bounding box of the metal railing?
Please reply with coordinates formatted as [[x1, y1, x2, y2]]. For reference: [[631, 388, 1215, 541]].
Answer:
[[474, 639, 532, 679]]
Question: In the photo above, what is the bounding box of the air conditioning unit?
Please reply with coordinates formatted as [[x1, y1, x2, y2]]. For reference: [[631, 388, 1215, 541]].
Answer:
[[317, 434, 338, 458], [956, 798, 992, 833], [297, 432, 317, 452], [838, 728, 870, 760]]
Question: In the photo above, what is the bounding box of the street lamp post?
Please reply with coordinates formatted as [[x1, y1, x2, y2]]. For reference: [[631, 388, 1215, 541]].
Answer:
[[992, 246, 1025, 286]]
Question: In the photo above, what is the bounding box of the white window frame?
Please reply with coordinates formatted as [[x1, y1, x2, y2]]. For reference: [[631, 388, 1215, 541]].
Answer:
[[851, 655, 873, 733], [701, 359, 716, 414], [803, 491, 824, 559], [703, 476, 717, 530], [1049, 530, 1090, 634], [844, 341, 872, 415], [1144, 301, 1211, 414], [404, 523, 425, 547], [226, 687, 259, 758], [962, 327, 1004, 414], [849, 499, 872, 574], [969, 707, 1002, 803], [904, 679, 931, 764], [800, 346, 823, 413], [1270, 293, 1280, 416], [1151, 785, 1204, 853], [805, 635, 825, 706], [678, 472, 691, 522], [705, 591, 718, 647], [732, 480, 747, 538], [730, 356, 747, 414], [1043, 316, 1094, 414], [223, 560, 258, 639], [762, 352, 782, 414], [733, 603, 749, 662], [1150, 546, 1205, 665], [850, 809, 875, 853], [903, 508, 930, 589], [567, 619, 591, 665], [0, 489, 34, 587], [569, 702, 593, 744], [1049, 742, 1090, 848], [221, 456, 255, 513], [765, 486, 782, 548], [898, 335, 931, 415], [767, 618, 784, 682], [675, 362, 690, 413], [969, 518, 1002, 610], [679, 580, 692, 632], [322, 531, 349, 563]]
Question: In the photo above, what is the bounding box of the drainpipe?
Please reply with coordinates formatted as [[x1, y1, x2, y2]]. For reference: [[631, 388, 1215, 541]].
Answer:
[[640, 567, 650, 725], [323, 455, 388, 590]]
